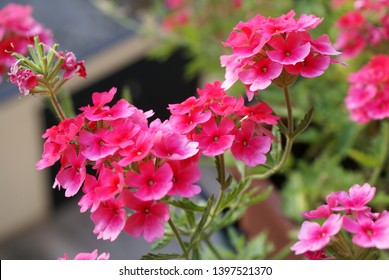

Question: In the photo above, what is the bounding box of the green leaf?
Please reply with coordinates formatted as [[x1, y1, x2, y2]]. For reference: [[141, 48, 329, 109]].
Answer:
[[150, 232, 175, 251], [188, 195, 214, 251], [167, 199, 206, 212], [140, 253, 182, 260], [347, 149, 380, 168], [293, 106, 315, 139], [277, 121, 288, 135]]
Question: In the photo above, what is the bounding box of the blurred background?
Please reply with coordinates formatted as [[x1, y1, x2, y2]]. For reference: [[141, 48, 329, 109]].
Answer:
[[1, 0, 388, 260]]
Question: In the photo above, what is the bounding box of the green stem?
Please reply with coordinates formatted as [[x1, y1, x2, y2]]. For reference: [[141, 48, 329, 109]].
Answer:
[[249, 86, 295, 180], [168, 219, 189, 260], [48, 88, 66, 121], [283, 86, 294, 134], [204, 237, 223, 259]]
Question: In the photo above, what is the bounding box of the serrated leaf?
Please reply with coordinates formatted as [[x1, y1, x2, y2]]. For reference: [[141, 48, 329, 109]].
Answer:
[[218, 179, 251, 212], [140, 253, 181, 260], [168, 199, 206, 212], [150, 232, 175, 251], [293, 106, 315, 139]]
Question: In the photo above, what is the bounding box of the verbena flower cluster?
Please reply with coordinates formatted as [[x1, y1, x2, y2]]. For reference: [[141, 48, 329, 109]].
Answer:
[[334, 0, 389, 58], [36, 82, 279, 243], [345, 54, 389, 123], [0, 3, 52, 82], [291, 183, 389, 259], [221, 10, 340, 100]]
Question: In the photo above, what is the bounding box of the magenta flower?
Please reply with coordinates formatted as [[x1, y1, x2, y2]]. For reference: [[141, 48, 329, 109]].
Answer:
[[291, 214, 343, 254], [302, 192, 338, 220], [193, 117, 235, 156], [221, 10, 339, 96], [8, 63, 43, 95], [231, 120, 272, 167], [54, 146, 86, 197], [78, 174, 100, 213], [122, 191, 170, 242], [0, 3, 52, 80], [118, 131, 154, 166], [343, 212, 389, 249], [125, 160, 173, 201], [333, 183, 376, 212], [58, 249, 110, 260], [150, 119, 199, 160], [267, 32, 311, 65], [90, 198, 126, 241], [168, 159, 201, 198], [345, 55, 389, 123], [78, 128, 119, 161], [59, 51, 86, 79], [238, 57, 283, 94]]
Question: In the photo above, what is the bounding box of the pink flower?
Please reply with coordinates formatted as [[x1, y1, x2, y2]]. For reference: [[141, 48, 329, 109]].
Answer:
[[8, 62, 43, 95], [343, 212, 389, 249], [333, 183, 376, 212], [267, 32, 311, 65], [54, 146, 86, 197], [78, 174, 100, 213], [36, 115, 84, 170], [118, 130, 154, 166], [90, 198, 126, 241], [125, 160, 173, 201], [122, 191, 170, 242], [168, 158, 201, 197], [221, 10, 338, 96], [78, 128, 119, 161], [231, 120, 272, 167], [238, 57, 283, 94], [150, 119, 199, 160], [291, 214, 343, 254], [94, 165, 125, 201], [58, 249, 110, 260], [302, 192, 339, 220], [345, 55, 389, 123], [0, 3, 52, 79], [284, 52, 331, 78], [193, 117, 235, 156], [59, 51, 86, 79]]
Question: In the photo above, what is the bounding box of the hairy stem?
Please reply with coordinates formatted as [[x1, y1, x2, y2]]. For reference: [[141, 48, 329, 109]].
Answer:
[[168, 219, 189, 260]]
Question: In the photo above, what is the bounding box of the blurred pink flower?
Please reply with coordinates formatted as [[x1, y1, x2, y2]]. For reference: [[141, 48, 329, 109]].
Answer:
[[291, 214, 343, 254], [58, 249, 110, 260], [343, 212, 389, 249], [345, 55, 389, 123]]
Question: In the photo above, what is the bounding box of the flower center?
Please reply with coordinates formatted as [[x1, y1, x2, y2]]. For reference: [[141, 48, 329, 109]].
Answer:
[[99, 140, 105, 146], [243, 140, 248, 147], [172, 177, 177, 183], [136, 150, 142, 156], [285, 51, 291, 57], [262, 67, 268, 73], [144, 208, 150, 214], [148, 179, 154, 186], [213, 136, 219, 142]]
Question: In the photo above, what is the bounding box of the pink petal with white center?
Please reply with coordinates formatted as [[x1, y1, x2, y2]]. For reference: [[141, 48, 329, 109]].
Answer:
[[238, 58, 283, 91], [267, 33, 311, 65]]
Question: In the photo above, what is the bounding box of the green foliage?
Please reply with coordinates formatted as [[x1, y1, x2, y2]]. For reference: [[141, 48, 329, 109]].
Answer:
[[202, 228, 274, 260]]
